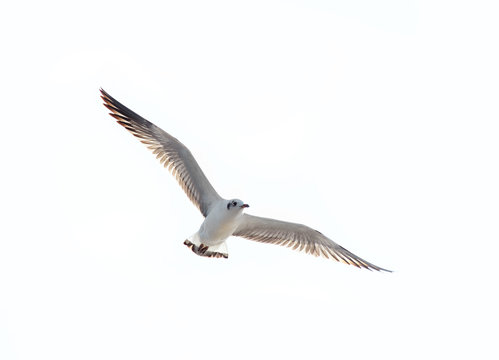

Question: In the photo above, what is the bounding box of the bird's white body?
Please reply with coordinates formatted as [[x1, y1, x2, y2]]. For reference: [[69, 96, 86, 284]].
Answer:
[[198, 200, 244, 245], [186, 199, 246, 258]]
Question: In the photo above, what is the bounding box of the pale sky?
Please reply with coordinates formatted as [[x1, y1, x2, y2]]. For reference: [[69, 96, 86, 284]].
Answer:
[[1, 1, 498, 359]]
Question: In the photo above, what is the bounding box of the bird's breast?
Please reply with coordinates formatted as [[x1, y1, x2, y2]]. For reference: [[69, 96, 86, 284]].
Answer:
[[198, 210, 242, 245]]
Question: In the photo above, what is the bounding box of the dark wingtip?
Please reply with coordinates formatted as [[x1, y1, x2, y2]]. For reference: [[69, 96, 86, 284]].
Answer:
[[100, 88, 111, 106], [99, 89, 148, 123], [372, 265, 393, 273]]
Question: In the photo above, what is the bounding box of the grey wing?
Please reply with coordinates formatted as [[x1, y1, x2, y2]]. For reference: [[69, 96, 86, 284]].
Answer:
[[233, 214, 391, 272], [100, 89, 222, 217]]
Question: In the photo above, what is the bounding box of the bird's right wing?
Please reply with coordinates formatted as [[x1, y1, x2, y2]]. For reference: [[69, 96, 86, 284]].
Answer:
[[234, 214, 391, 272], [100, 89, 222, 217]]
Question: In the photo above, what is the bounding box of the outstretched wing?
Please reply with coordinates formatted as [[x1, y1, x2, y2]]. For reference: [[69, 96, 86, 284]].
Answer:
[[100, 89, 222, 217], [234, 214, 391, 271]]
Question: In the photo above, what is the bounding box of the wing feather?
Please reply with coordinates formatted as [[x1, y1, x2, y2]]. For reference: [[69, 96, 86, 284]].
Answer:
[[233, 214, 391, 272], [100, 89, 221, 217]]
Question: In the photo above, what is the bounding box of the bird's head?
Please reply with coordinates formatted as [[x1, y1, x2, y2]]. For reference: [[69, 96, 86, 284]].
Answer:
[[227, 199, 249, 211]]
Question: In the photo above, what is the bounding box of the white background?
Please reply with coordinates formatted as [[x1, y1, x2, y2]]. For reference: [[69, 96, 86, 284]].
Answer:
[[1, 0, 498, 359]]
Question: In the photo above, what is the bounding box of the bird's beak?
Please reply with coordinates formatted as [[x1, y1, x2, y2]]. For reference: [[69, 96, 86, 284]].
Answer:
[[240, 204, 249, 208]]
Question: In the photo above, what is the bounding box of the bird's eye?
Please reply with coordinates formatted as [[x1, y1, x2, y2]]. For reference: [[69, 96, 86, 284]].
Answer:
[[232, 201, 237, 206]]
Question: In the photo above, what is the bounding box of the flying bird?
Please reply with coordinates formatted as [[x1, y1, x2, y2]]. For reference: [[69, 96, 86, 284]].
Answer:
[[100, 89, 391, 272]]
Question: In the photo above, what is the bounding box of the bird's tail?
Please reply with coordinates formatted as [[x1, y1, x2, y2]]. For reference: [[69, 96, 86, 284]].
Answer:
[[184, 234, 228, 259]]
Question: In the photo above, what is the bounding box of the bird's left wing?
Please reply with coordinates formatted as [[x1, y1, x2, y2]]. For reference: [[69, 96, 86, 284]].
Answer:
[[100, 89, 222, 217], [233, 214, 391, 272]]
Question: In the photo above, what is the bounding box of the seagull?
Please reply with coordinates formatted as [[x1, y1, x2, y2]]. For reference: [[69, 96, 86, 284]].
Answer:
[[100, 89, 391, 272]]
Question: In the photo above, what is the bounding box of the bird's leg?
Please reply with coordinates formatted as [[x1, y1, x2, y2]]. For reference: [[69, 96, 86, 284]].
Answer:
[[198, 243, 209, 254]]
